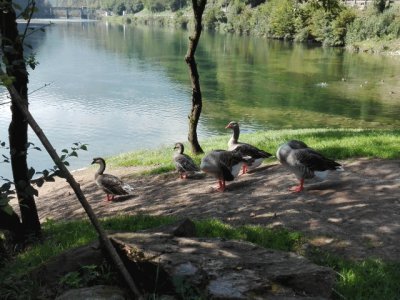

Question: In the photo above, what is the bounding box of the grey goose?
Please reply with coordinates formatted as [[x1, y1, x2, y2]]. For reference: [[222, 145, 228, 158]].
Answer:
[[276, 140, 343, 192], [226, 121, 272, 174], [200, 149, 253, 192], [173, 142, 200, 179], [91, 157, 134, 201]]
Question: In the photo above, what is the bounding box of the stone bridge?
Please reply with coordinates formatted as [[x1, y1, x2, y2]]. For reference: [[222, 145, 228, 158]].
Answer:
[[49, 6, 95, 19]]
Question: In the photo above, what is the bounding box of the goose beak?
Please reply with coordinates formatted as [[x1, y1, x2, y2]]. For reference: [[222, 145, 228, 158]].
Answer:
[[225, 124, 231, 129], [91, 159, 96, 164]]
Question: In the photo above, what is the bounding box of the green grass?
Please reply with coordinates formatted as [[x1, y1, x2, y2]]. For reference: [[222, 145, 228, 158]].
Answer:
[[310, 249, 400, 300], [107, 128, 400, 175], [195, 219, 303, 252], [1, 216, 399, 299]]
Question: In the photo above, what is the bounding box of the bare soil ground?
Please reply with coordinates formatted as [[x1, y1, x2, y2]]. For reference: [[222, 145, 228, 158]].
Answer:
[[13, 158, 400, 261]]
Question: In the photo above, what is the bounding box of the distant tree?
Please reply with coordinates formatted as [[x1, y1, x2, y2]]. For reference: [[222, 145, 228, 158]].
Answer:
[[185, 0, 206, 154], [1, 0, 42, 242], [373, 0, 386, 13], [170, 0, 188, 11]]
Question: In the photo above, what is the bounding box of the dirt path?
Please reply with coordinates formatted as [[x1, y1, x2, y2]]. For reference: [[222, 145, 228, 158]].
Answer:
[[12, 158, 400, 261]]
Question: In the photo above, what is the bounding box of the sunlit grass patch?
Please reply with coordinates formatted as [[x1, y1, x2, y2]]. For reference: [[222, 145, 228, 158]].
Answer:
[[107, 128, 400, 174], [310, 249, 400, 300], [194, 219, 303, 252]]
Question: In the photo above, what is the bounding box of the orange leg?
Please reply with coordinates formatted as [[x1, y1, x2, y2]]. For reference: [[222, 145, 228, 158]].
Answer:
[[216, 179, 226, 192], [106, 194, 115, 201], [289, 178, 304, 193]]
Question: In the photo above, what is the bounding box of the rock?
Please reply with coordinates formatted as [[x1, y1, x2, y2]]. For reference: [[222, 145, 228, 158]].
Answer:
[[55, 285, 127, 300], [110, 231, 336, 299], [140, 218, 196, 237]]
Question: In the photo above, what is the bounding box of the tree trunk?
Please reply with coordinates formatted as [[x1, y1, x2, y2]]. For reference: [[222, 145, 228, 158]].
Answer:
[[185, 0, 207, 154], [1, 0, 42, 239]]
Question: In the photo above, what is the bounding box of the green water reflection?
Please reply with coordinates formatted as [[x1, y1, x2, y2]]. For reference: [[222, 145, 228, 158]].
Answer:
[[35, 22, 400, 133]]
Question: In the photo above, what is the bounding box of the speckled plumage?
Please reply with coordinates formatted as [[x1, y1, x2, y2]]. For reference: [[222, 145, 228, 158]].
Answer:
[[92, 157, 134, 201], [173, 143, 199, 179], [276, 140, 343, 192]]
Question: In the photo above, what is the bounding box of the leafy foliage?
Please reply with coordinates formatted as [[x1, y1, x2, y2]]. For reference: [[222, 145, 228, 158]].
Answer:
[[346, 5, 400, 48], [0, 141, 88, 215]]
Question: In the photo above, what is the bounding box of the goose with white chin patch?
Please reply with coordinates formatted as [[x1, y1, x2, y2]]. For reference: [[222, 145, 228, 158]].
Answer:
[[225, 121, 272, 174]]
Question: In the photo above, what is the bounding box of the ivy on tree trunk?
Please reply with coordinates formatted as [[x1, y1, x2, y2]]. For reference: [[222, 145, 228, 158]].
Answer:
[[185, 0, 207, 155], [0, 0, 42, 240]]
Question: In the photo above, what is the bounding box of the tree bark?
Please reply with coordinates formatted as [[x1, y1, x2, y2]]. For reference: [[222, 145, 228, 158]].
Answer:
[[0, 0, 42, 239], [185, 0, 207, 154]]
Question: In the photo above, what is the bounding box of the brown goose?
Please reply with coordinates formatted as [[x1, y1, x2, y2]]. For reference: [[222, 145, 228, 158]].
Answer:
[[91, 157, 134, 201], [200, 150, 253, 192], [173, 142, 199, 179], [276, 140, 343, 192], [225, 121, 272, 174]]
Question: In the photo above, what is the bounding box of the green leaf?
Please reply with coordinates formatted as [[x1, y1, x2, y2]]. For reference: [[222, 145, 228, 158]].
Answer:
[[36, 178, 45, 187], [25, 185, 38, 197], [45, 176, 55, 182], [1, 204, 14, 216], [80, 144, 88, 151], [61, 149, 69, 154], [70, 151, 78, 157], [63, 161, 70, 166], [28, 167, 35, 180], [1, 182, 12, 191]]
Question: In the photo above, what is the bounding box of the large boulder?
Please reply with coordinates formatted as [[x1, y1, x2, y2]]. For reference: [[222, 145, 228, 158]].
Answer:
[[110, 221, 336, 299]]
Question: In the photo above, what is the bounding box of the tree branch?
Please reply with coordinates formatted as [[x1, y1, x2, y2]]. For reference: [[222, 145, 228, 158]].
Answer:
[[0, 68, 143, 300]]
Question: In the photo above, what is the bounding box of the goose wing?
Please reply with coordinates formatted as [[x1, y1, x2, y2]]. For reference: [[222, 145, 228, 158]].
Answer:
[[200, 150, 235, 181], [233, 143, 272, 159], [174, 153, 199, 172], [294, 148, 341, 171], [101, 174, 130, 195]]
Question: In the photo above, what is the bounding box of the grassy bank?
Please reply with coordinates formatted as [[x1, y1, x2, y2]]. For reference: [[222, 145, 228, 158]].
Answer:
[[107, 128, 400, 175], [1, 215, 399, 299], [1, 128, 399, 298]]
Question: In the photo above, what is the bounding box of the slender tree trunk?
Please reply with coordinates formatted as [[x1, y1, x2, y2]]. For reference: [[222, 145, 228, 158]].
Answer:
[[1, 0, 42, 239], [2, 68, 143, 300], [185, 0, 207, 154]]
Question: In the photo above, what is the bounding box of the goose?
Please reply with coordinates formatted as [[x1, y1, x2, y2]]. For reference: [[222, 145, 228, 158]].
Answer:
[[225, 121, 272, 174], [173, 142, 199, 179], [276, 140, 343, 192], [91, 157, 134, 201], [200, 150, 253, 192]]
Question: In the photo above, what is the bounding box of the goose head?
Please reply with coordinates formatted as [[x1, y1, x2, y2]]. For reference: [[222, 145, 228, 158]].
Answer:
[[92, 157, 105, 165], [225, 121, 239, 130], [173, 142, 184, 154], [91, 157, 106, 176]]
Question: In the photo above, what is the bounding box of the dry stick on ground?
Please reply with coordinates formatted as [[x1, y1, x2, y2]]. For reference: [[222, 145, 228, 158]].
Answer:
[[1, 69, 143, 300]]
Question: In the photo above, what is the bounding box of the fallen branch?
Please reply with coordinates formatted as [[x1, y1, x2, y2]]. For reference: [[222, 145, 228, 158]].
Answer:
[[1, 68, 143, 299]]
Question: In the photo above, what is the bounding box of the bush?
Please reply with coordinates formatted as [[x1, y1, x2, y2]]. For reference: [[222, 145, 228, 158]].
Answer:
[[204, 7, 227, 30], [266, 0, 296, 39], [346, 6, 400, 45]]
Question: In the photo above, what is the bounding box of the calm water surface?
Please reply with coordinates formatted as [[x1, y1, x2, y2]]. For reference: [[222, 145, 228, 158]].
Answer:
[[1, 20, 399, 178]]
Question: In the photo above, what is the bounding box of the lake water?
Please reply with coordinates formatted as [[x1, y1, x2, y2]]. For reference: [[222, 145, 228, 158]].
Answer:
[[1, 20, 400, 179]]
